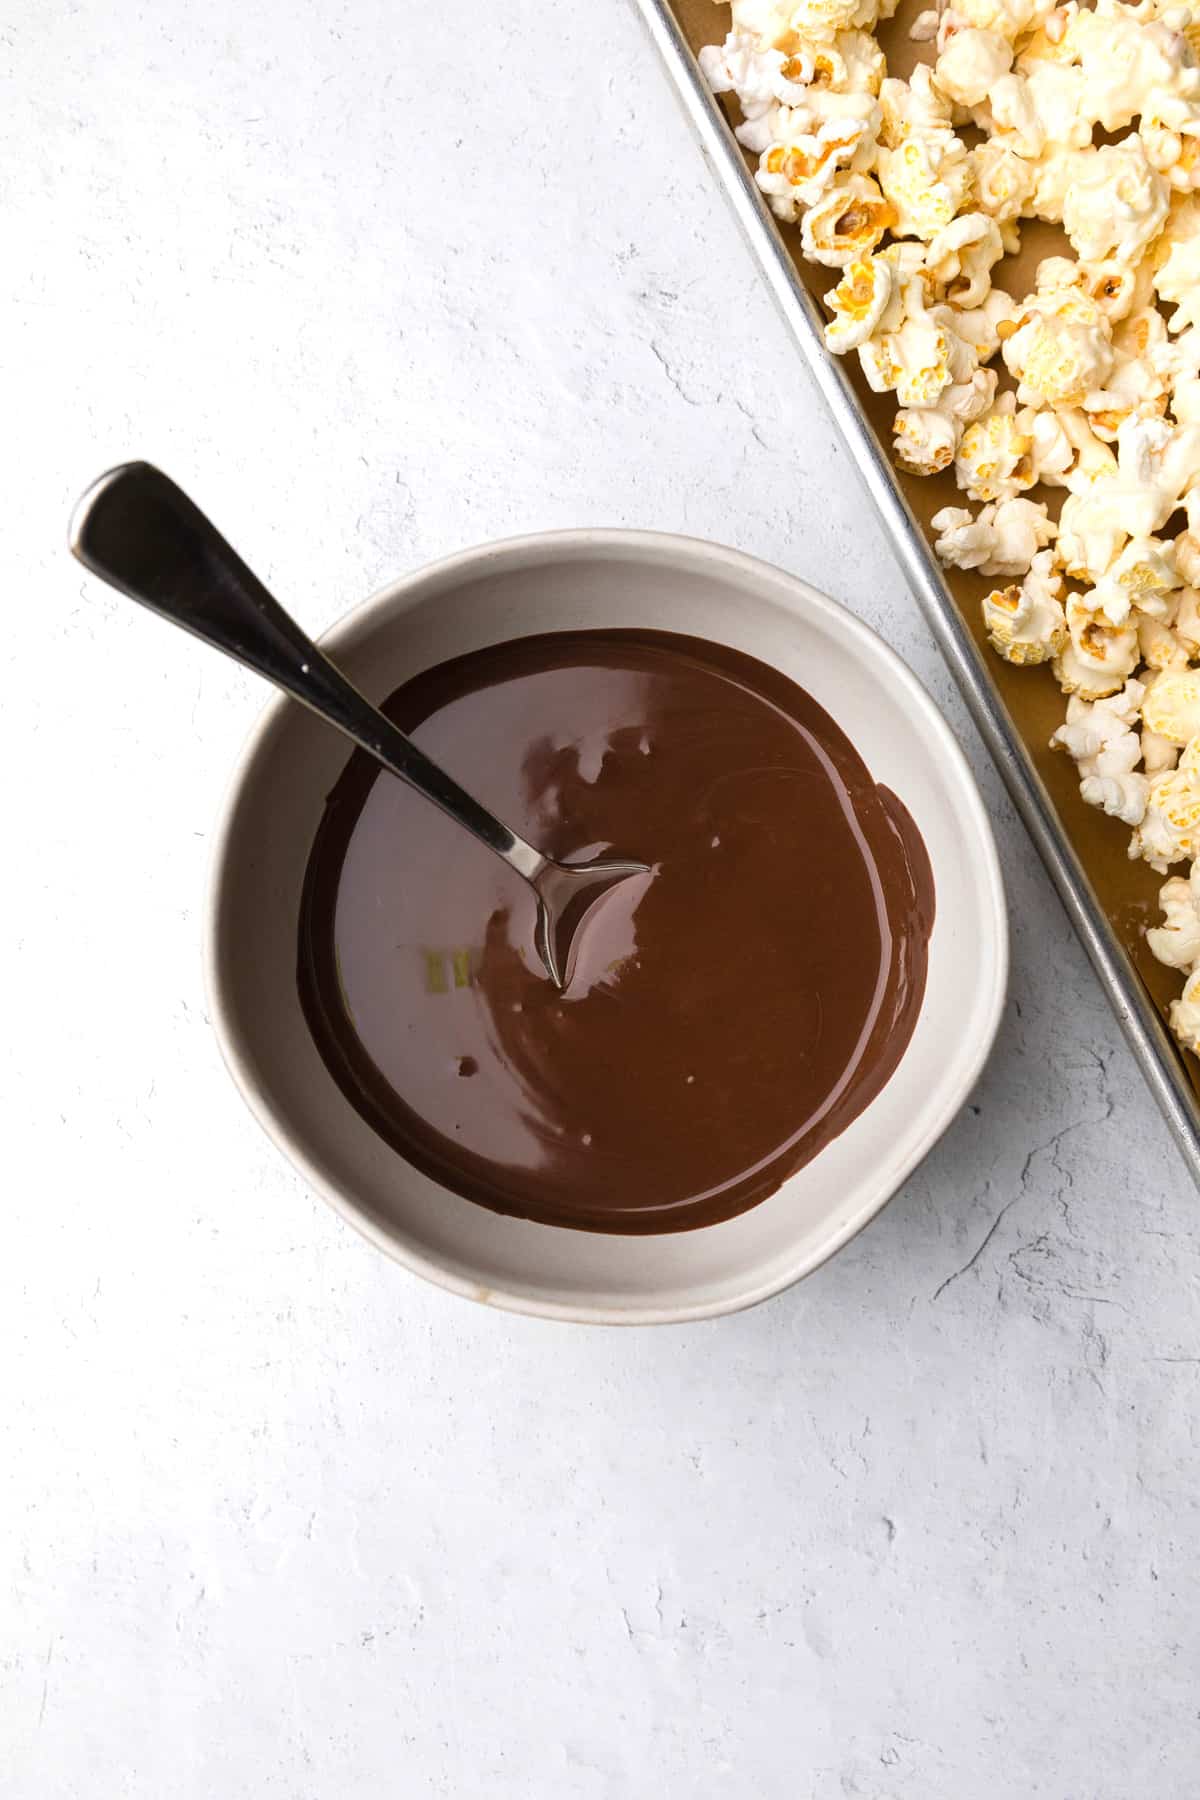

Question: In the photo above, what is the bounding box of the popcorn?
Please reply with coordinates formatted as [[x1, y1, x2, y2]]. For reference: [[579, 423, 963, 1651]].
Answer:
[[999, 284, 1113, 407], [1084, 307, 1174, 437], [932, 496, 1055, 575], [1027, 406, 1077, 484], [1031, 254, 1091, 297], [1177, 532, 1200, 586], [1169, 330, 1200, 388], [934, 25, 1014, 108], [1054, 594, 1141, 698], [856, 271, 969, 405], [801, 172, 895, 265], [1055, 416, 1200, 580], [971, 139, 1038, 231], [1078, 258, 1150, 325], [1169, 965, 1200, 1050], [971, 33, 1101, 161], [932, 506, 992, 568], [878, 128, 974, 238], [955, 392, 1035, 501], [951, 287, 1019, 361], [726, 0, 901, 49], [1032, 251, 1156, 331], [1050, 677, 1146, 768], [1143, 112, 1200, 194], [695, 0, 1200, 1059], [1067, 0, 1200, 133], [861, 309, 956, 404], [879, 64, 954, 146], [1130, 737, 1200, 867], [789, 0, 889, 42], [818, 29, 888, 94], [1116, 301, 1174, 367], [876, 239, 931, 316], [725, 1, 802, 47], [731, 29, 891, 153], [893, 405, 958, 473], [1056, 499, 1120, 592], [699, 31, 815, 131], [939, 364, 1000, 422], [1141, 663, 1189, 771], [1142, 667, 1200, 741], [925, 212, 1004, 306], [1143, 729, 1182, 776], [1173, 374, 1200, 422], [953, 0, 1056, 41], [1058, 402, 1122, 481], [982, 548, 1067, 661], [823, 250, 894, 350], [1147, 862, 1200, 970], [1023, 57, 1095, 145], [1050, 677, 1149, 821], [756, 115, 879, 218], [1174, 582, 1200, 649], [1061, 136, 1170, 264], [724, 0, 814, 46], [1091, 535, 1182, 625], [1107, 416, 1200, 536], [1030, 146, 1093, 224], [1154, 196, 1200, 331], [1017, 7, 1075, 62], [979, 74, 1047, 159], [1138, 611, 1191, 671], [1079, 766, 1151, 825]]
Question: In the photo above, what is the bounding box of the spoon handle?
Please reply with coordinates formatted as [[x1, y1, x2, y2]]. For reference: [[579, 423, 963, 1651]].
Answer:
[[70, 462, 546, 881]]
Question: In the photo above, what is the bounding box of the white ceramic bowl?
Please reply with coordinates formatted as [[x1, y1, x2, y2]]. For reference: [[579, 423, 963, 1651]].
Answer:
[[206, 530, 1007, 1323]]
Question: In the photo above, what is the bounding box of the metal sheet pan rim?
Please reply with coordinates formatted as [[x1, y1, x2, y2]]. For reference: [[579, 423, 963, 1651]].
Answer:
[[635, 0, 1200, 1185]]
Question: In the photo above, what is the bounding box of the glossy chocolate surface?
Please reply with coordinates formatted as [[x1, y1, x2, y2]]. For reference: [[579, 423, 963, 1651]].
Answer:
[[298, 630, 934, 1233]]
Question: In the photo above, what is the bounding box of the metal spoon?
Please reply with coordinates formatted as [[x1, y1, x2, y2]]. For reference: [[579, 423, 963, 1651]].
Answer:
[[69, 462, 649, 989]]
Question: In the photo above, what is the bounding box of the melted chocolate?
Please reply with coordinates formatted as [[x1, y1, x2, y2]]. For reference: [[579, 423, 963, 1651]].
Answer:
[[297, 630, 935, 1234]]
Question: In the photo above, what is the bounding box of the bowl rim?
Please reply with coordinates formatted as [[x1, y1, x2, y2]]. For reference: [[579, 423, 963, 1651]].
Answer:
[[204, 527, 1009, 1325]]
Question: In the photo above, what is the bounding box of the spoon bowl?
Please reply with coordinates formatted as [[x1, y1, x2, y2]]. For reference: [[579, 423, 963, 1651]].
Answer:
[[533, 856, 654, 989]]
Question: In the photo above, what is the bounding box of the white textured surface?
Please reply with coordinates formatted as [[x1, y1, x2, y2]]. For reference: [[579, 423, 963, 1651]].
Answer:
[[4, 2, 1199, 1794]]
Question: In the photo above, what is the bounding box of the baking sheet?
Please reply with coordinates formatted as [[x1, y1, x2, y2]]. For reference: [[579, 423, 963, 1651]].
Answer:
[[638, 0, 1200, 1181]]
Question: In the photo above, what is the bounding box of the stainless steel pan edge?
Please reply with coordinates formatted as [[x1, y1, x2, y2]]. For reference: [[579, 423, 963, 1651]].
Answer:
[[635, 0, 1200, 1183]]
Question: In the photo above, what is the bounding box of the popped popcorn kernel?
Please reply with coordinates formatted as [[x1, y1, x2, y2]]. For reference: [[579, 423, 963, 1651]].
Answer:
[[982, 549, 1067, 662]]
